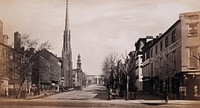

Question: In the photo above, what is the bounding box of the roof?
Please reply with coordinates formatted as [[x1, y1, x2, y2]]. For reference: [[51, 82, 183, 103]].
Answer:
[[148, 20, 181, 49], [0, 43, 22, 54]]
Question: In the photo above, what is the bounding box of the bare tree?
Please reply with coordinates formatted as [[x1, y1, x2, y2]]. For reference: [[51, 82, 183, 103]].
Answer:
[[102, 52, 119, 79], [118, 54, 135, 100], [20, 34, 53, 51], [101, 52, 119, 100], [8, 34, 53, 98]]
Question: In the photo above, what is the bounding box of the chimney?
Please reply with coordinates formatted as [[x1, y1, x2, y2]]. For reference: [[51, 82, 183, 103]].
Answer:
[[156, 35, 159, 38], [3, 35, 8, 45], [14, 31, 21, 51], [0, 20, 3, 44], [159, 33, 162, 37], [146, 36, 154, 42], [20, 47, 25, 54], [30, 47, 35, 54]]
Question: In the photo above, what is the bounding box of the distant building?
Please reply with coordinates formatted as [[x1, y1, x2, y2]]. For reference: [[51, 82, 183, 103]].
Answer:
[[86, 75, 104, 85], [135, 38, 146, 92], [32, 49, 61, 93], [141, 11, 200, 99], [141, 38, 155, 93], [134, 36, 154, 92], [72, 54, 86, 88]]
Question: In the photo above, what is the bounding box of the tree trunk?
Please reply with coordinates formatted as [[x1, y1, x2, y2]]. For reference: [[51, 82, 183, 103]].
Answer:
[[126, 75, 129, 100], [17, 80, 26, 99]]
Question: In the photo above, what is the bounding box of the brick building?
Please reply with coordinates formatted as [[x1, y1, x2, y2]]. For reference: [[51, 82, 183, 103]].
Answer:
[[32, 49, 61, 93], [0, 20, 24, 96], [141, 11, 200, 99], [0, 42, 22, 96]]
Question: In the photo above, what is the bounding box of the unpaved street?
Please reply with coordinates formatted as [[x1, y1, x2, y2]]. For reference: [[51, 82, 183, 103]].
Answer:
[[43, 84, 107, 100], [1, 84, 200, 107]]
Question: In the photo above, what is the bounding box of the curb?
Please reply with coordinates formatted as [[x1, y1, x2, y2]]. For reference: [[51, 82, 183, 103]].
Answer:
[[25, 92, 58, 100]]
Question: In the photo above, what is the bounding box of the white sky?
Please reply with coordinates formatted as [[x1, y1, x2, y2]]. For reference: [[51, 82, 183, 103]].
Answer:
[[0, 0, 200, 75]]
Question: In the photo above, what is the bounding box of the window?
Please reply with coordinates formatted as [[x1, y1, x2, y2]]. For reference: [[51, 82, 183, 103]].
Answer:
[[188, 47, 198, 68], [3, 65, 7, 75], [160, 40, 163, 51], [165, 36, 168, 47], [14, 68, 18, 78], [187, 22, 198, 37], [166, 54, 169, 73], [155, 61, 158, 76], [173, 55, 176, 71], [8, 52, 13, 60], [147, 51, 150, 59], [172, 30, 176, 43], [188, 15, 199, 20], [155, 45, 158, 54], [160, 58, 163, 67], [151, 63, 153, 77], [155, 61, 158, 69], [3, 49, 7, 58], [150, 49, 153, 57]]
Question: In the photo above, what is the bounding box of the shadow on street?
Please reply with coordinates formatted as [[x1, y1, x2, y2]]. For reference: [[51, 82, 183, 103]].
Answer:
[[92, 85, 164, 101], [84, 84, 108, 100]]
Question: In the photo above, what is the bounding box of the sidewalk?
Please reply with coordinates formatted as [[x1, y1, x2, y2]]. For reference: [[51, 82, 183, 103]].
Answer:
[[25, 91, 59, 100], [94, 91, 200, 105], [0, 92, 57, 100]]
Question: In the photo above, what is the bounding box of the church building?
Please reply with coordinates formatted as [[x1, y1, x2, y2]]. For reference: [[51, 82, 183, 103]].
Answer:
[[61, 0, 73, 88]]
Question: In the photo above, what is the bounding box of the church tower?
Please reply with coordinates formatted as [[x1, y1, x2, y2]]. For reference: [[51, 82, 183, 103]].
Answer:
[[77, 54, 81, 70], [62, 0, 73, 88]]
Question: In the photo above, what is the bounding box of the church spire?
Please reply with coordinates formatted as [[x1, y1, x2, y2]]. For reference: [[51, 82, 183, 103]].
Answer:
[[63, 0, 70, 51], [65, 0, 69, 31], [62, 0, 73, 88]]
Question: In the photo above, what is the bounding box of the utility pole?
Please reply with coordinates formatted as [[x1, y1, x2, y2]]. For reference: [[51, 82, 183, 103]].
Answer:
[[125, 56, 129, 101], [126, 75, 129, 100]]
